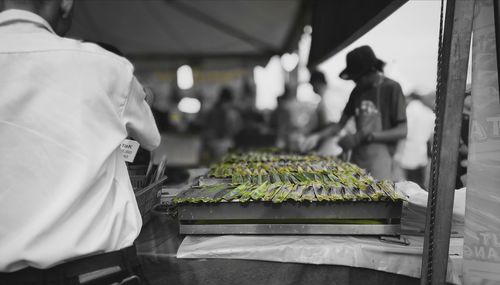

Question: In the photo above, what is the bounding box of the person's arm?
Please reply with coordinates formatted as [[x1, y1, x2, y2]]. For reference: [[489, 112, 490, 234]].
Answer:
[[316, 113, 350, 140], [312, 88, 355, 139], [369, 121, 407, 143], [122, 77, 161, 151], [300, 113, 350, 152], [301, 88, 356, 152]]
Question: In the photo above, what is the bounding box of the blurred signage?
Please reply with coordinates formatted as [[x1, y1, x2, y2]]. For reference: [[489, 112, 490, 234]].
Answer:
[[463, 0, 500, 283]]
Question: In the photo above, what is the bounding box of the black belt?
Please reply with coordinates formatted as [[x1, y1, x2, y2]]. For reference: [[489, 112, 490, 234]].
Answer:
[[0, 245, 147, 285]]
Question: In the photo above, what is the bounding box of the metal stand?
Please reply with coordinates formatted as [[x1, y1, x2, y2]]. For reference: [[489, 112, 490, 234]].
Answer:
[[420, 0, 475, 284]]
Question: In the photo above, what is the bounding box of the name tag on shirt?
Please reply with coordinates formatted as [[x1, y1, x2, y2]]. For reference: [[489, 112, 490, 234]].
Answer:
[[120, 139, 140, 162]]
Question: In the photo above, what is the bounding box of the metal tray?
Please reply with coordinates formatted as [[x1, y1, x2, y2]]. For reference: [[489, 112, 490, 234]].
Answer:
[[178, 201, 403, 236]]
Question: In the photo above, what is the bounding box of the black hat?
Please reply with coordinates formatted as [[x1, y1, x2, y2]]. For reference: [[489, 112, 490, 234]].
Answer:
[[339, 45, 385, 80]]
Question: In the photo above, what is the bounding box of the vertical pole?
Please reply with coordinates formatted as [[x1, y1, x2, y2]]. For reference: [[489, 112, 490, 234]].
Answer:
[[420, 0, 475, 284]]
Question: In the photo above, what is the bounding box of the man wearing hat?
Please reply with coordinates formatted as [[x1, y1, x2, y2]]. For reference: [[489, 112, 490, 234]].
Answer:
[[302, 45, 407, 180]]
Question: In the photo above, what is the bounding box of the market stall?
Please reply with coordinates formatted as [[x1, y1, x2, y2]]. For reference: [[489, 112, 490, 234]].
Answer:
[[135, 157, 466, 284], [5, 0, 499, 283], [68, 0, 493, 284]]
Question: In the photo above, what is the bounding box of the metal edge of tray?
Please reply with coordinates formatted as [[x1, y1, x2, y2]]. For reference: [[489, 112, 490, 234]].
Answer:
[[179, 224, 401, 236], [178, 201, 403, 221]]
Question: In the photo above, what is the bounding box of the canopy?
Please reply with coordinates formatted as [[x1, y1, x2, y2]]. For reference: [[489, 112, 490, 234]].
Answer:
[[68, 0, 305, 67], [68, 0, 410, 69], [308, 0, 407, 67]]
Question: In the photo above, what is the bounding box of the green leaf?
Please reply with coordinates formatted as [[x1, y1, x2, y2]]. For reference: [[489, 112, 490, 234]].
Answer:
[[301, 185, 316, 202], [250, 181, 270, 201], [272, 184, 293, 203], [262, 183, 282, 201]]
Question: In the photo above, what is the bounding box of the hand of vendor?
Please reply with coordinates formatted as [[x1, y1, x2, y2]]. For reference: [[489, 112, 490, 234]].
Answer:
[[300, 133, 321, 153], [338, 132, 370, 150]]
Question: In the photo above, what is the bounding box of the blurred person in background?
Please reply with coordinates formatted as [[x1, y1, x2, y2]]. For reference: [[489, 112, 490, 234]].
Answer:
[[234, 78, 272, 150], [308, 69, 350, 157], [302, 46, 407, 180], [394, 93, 435, 188], [270, 85, 314, 151], [151, 85, 181, 134], [270, 86, 294, 148], [204, 87, 241, 162], [309, 70, 329, 128], [150, 85, 202, 181], [0, 1, 159, 284]]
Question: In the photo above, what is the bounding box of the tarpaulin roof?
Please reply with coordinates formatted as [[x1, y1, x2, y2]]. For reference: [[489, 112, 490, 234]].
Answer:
[[68, 0, 409, 69], [68, 0, 306, 63], [308, 0, 407, 67]]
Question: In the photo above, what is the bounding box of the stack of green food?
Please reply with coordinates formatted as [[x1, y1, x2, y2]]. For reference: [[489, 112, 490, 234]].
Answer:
[[173, 151, 405, 204]]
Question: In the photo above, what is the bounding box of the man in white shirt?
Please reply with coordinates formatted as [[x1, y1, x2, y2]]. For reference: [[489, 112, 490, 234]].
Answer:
[[0, 0, 160, 284]]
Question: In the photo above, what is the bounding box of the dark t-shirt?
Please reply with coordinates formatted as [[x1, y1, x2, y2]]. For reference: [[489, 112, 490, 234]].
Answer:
[[343, 76, 407, 130], [343, 76, 407, 153]]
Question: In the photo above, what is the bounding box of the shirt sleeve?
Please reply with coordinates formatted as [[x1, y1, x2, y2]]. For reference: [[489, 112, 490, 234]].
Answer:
[[390, 82, 407, 126], [122, 77, 161, 151]]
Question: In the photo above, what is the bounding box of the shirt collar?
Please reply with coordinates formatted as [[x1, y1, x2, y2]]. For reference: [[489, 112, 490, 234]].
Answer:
[[0, 9, 56, 34]]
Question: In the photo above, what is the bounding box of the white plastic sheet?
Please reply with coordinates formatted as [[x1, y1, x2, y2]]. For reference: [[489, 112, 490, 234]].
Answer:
[[398, 181, 465, 236], [177, 182, 466, 284], [178, 235, 463, 284]]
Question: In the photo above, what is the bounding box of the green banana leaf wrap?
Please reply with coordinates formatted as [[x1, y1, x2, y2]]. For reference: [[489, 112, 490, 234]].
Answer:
[[174, 151, 406, 204], [272, 183, 293, 203]]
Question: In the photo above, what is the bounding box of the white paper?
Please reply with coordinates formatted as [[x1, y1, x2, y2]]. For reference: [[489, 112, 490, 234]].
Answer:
[[120, 139, 140, 162]]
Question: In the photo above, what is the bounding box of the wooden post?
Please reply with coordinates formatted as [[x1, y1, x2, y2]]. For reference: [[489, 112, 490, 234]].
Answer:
[[420, 0, 475, 284]]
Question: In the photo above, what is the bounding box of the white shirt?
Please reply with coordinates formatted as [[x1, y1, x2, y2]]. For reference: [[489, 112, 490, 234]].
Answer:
[[395, 100, 435, 169], [320, 87, 350, 124], [0, 10, 160, 272]]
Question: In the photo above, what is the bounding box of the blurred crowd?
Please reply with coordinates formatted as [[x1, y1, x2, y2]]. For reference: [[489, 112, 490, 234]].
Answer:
[[144, 47, 471, 191]]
